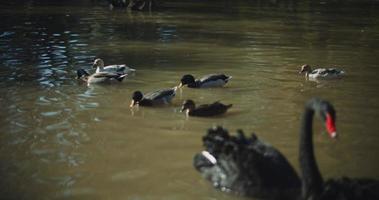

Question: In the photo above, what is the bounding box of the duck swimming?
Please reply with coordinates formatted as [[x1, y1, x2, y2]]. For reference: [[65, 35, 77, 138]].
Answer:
[[179, 74, 231, 88], [76, 69, 127, 85], [92, 58, 136, 74], [181, 100, 232, 117], [299, 64, 344, 80], [130, 87, 178, 107]]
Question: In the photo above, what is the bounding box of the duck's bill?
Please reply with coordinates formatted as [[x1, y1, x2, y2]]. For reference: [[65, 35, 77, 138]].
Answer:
[[129, 100, 136, 108]]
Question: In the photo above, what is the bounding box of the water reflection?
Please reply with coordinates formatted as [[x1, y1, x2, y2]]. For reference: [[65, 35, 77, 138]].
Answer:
[[1, 1, 379, 200]]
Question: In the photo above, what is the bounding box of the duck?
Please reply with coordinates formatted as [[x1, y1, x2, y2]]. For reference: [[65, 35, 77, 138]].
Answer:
[[181, 100, 232, 117], [193, 126, 301, 199], [130, 87, 178, 107], [298, 98, 379, 200], [299, 64, 344, 80], [92, 58, 136, 74], [76, 69, 127, 85], [179, 74, 231, 88]]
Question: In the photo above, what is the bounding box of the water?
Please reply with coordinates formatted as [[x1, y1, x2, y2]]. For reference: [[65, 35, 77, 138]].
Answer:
[[1, 1, 379, 199]]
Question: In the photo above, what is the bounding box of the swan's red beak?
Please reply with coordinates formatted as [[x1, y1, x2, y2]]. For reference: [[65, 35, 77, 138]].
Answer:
[[326, 113, 337, 139]]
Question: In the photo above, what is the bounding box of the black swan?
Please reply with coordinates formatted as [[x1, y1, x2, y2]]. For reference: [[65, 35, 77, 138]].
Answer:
[[194, 98, 379, 200], [300, 98, 379, 200], [193, 126, 301, 199], [181, 100, 232, 117]]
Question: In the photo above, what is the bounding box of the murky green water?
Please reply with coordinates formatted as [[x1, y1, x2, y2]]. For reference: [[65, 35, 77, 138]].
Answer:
[[1, 1, 379, 199]]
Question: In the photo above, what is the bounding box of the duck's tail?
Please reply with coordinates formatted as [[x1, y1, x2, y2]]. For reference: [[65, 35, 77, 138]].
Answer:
[[127, 66, 136, 72], [172, 86, 180, 92], [77, 69, 89, 79], [115, 74, 127, 82], [226, 104, 233, 109], [225, 75, 232, 82]]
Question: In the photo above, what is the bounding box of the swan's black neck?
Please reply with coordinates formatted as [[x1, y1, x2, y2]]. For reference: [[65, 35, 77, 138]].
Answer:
[[300, 105, 324, 200]]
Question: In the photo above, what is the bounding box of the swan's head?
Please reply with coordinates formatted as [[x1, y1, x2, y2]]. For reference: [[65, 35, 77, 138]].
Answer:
[[180, 99, 195, 112], [310, 98, 337, 139], [299, 64, 312, 74], [130, 91, 143, 107], [179, 74, 195, 87], [193, 126, 244, 193], [92, 58, 105, 68]]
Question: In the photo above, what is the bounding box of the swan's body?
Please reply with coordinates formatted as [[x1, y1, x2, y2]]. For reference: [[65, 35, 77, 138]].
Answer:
[[179, 74, 231, 88], [299, 64, 344, 80], [193, 126, 301, 199], [130, 87, 177, 107], [300, 98, 379, 200], [76, 69, 126, 85], [181, 100, 232, 117], [93, 58, 135, 74], [193, 98, 379, 200]]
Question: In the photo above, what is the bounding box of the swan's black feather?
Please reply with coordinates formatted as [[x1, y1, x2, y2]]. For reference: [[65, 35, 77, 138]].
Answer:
[[194, 126, 300, 199]]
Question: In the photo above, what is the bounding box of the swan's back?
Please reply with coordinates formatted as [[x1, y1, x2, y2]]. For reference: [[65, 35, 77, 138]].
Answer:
[[320, 177, 379, 200], [193, 126, 300, 199], [249, 135, 300, 188]]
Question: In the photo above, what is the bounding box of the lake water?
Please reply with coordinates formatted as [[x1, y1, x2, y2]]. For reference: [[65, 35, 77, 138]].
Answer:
[[1, 1, 379, 199]]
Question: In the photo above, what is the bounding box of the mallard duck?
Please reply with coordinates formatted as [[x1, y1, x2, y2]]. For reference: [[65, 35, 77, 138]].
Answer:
[[92, 58, 136, 74], [130, 87, 178, 107], [180, 99, 232, 117], [76, 69, 127, 85], [179, 74, 231, 88], [299, 64, 344, 80]]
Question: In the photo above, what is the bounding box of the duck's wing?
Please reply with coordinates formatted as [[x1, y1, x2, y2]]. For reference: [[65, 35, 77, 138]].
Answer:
[[103, 64, 125, 72], [199, 74, 230, 82], [92, 72, 119, 78], [325, 68, 344, 75], [189, 102, 232, 116], [92, 72, 126, 82], [104, 64, 136, 73], [197, 74, 231, 87], [211, 101, 232, 108], [310, 68, 327, 74], [144, 88, 176, 101]]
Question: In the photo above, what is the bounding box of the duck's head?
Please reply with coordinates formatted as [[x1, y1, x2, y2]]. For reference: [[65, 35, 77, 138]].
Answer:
[[179, 74, 195, 87], [299, 64, 312, 74], [130, 91, 143, 107], [181, 99, 196, 112], [92, 58, 105, 68], [76, 69, 90, 79], [308, 98, 337, 139]]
